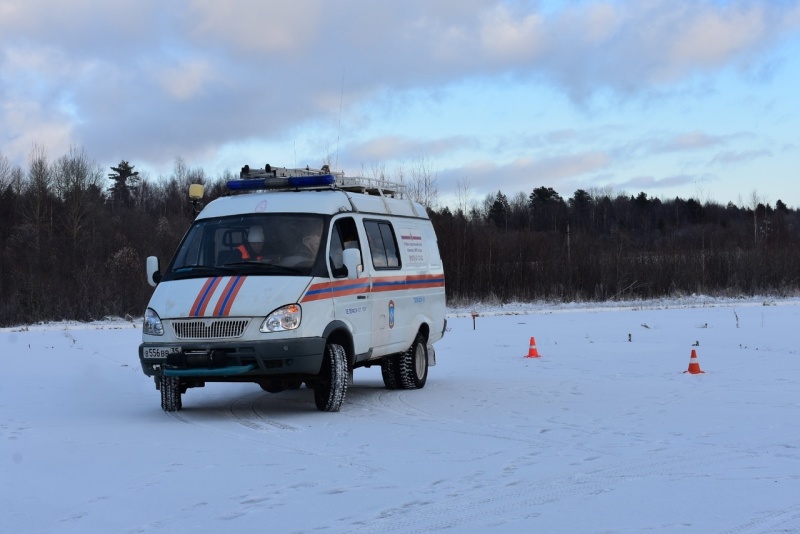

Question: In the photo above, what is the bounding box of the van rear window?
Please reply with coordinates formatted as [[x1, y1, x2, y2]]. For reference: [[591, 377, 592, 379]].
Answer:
[[364, 220, 401, 270]]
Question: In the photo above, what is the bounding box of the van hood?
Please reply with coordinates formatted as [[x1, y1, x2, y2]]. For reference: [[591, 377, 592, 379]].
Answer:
[[149, 276, 312, 319]]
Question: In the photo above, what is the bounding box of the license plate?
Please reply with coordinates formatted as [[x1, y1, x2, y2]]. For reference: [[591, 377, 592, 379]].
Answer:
[[143, 346, 181, 359]]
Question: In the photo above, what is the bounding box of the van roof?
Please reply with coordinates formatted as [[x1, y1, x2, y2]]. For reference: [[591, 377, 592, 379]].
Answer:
[[197, 189, 430, 220]]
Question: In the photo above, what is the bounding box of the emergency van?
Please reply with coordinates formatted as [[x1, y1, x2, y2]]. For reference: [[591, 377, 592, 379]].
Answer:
[[138, 164, 446, 412]]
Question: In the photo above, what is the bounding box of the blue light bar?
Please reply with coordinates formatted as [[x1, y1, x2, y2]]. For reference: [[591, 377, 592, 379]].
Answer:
[[226, 174, 336, 191], [227, 178, 268, 190], [289, 174, 336, 187]]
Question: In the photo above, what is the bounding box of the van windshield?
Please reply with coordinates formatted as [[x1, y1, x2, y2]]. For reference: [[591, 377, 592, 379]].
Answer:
[[163, 213, 327, 281]]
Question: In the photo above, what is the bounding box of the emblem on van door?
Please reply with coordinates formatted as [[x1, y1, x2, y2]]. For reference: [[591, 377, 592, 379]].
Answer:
[[388, 300, 395, 329]]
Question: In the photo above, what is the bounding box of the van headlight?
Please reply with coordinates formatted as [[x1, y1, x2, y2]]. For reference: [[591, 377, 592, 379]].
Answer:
[[143, 308, 164, 336], [260, 304, 301, 332]]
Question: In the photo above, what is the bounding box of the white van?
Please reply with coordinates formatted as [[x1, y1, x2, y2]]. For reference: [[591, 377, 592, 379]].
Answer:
[[138, 165, 446, 412]]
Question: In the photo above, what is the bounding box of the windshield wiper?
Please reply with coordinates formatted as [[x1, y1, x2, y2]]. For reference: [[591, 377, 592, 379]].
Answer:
[[172, 264, 235, 274], [223, 261, 303, 274]]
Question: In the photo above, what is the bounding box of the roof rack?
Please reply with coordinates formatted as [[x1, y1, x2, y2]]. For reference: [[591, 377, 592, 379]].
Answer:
[[336, 176, 406, 198], [239, 164, 343, 180], [230, 164, 408, 199]]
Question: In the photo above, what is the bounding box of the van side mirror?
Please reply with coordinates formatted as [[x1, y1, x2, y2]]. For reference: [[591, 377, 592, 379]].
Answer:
[[146, 256, 161, 287], [342, 248, 362, 280]]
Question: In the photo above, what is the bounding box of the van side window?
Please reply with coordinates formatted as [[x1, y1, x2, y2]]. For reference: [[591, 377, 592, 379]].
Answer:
[[364, 220, 400, 270], [329, 217, 360, 277]]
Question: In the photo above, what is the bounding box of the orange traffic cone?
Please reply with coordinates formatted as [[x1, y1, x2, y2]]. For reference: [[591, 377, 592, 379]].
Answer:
[[525, 337, 540, 358], [684, 349, 705, 374]]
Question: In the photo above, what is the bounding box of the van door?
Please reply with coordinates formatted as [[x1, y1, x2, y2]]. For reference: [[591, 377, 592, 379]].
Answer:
[[363, 219, 407, 356], [328, 217, 372, 358]]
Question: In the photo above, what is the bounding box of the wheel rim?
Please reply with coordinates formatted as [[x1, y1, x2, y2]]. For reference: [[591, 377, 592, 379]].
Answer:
[[414, 343, 426, 379]]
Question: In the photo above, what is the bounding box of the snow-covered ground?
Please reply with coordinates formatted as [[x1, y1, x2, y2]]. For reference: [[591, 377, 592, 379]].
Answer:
[[3, 298, 800, 533]]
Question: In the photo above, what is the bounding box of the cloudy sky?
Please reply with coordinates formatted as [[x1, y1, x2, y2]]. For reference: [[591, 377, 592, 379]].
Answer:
[[2, 0, 799, 208]]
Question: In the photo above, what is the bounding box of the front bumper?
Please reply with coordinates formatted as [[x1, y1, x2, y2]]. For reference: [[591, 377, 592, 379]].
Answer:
[[139, 337, 327, 379]]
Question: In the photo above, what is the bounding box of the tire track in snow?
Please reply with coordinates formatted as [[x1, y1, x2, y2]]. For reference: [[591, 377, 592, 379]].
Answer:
[[345, 387, 618, 456], [226, 392, 299, 431], [165, 392, 384, 475], [343, 448, 752, 533], [720, 502, 800, 534]]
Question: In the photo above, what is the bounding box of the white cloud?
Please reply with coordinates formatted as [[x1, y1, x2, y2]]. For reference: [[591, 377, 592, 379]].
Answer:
[[644, 130, 754, 155], [669, 7, 765, 65], [582, 2, 622, 45], [479, 5, 545, 62], [657, 131, 727, 153], [1, 100, 73, 161], [617, 174, 698, 191], [347, 135, 479, 162], [437, 151, 613, 199], [528, 151, 612, 181], [152, 59, 215, 101], [186, 0, 324, 55], [710, 149, 771, 166], [0, 0, 797, 204]]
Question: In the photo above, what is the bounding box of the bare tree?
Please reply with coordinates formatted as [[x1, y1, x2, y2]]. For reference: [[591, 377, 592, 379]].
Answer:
[[405, 154, 439, 210], [509, 191, 529, 229], [159, 156, 208, 221], [589, 186, 614, 232], [0, 152, 12, 190], [367, 161, 388, 183], [321, 144, 335, 171], [455, 177, 471, 216], [481, 192, 495, 219], [52, 146, 104, 256], [749, 189, 762, 245], [25, 144, 54, 248]]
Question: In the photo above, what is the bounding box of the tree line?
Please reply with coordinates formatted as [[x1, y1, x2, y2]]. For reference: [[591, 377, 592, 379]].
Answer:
[[435, 187, 799, 305], [1, 146, 798, 326]]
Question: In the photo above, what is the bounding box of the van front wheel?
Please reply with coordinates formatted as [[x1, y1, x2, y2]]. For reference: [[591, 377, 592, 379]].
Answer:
[[398, 334, 428, 389], [160, 376, 182, 412], [314, 343, 348, 412]]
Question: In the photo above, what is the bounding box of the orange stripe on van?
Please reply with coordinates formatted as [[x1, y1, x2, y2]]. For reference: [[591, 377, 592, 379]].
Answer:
[[300, 274, 443, 302], [213, 276, 246, 316], [301, 279, 371, 302], [191, 277, 222, 317]]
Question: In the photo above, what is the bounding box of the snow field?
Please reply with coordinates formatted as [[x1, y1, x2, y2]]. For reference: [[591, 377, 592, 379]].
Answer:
[[2, 300, 800, 532]]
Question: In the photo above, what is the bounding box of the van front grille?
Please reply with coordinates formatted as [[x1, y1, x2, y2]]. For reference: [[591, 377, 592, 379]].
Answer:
[[172, 319, 250, 339]]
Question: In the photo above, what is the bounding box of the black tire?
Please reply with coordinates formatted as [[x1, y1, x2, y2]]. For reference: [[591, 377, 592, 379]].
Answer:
[[259, 379, 302, 393], [160, 376, 182, 412], [380, 355, 401, 390], [314, 343, 348, 412], [259, 383, 284, 393], [398, 334, 428, 389]]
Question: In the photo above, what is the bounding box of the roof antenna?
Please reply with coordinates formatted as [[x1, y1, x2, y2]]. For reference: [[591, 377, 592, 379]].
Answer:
[[335, 69, 344, 171]]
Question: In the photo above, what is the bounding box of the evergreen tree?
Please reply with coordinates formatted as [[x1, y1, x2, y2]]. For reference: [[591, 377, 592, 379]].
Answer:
[[569, 189, 592, 230], [529, 186, 565, 231], [487, 191, 510, 228], [108, 160, 140, 208]]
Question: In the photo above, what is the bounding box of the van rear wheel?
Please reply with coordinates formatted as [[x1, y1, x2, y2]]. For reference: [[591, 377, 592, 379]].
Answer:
[[380, 355, 401, 390], [314, 343, 348, 412], [160, 376, 182, 412], [398, 334, 428, 389]]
